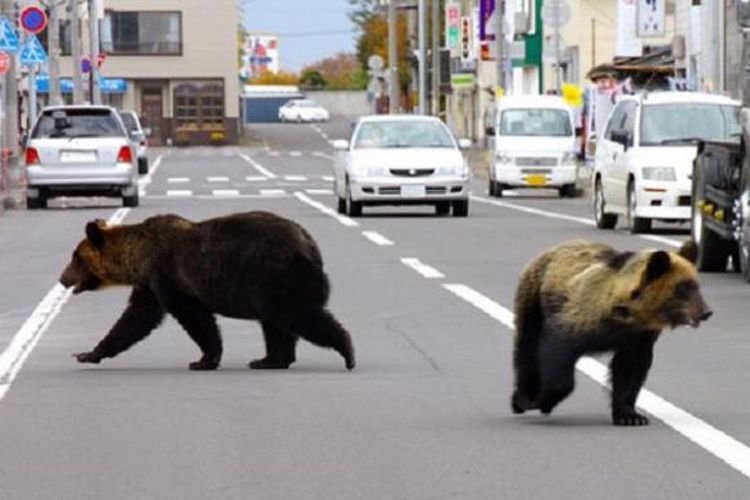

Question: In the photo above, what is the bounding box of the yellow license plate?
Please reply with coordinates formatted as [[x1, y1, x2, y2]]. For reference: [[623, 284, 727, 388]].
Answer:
[[526, 174, 547, 186]]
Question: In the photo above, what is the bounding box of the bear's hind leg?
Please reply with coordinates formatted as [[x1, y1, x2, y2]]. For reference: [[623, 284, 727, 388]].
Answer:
[[249, 321, 298, 369], [537, 336, 578, 415], [279, 308, 355, 370], [512, 317, 543, 414], [610, 337, 656, 426]]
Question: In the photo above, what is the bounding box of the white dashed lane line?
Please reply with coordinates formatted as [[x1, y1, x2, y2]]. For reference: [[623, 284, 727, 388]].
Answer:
[[239, 153, 277, 179], [207, 176, 230, 183], [167, 177, 190, 184], [166, 190, 193, 197], [259, 189, 286, 196], [294, 191, 358, 227], [400, 258, 445, 279], [362, 231, 394, 246], [284, 175, 307, 182], [212, 189, 240, 197]]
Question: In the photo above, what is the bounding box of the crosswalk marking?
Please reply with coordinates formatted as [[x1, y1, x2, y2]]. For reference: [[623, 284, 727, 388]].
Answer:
[[168, 177, 190, 183], [284, 175, 307, 182], [212, 189, 240, 196], [305, 189, 333, 195], [207, 176, 230, 183], [245, 176, 268, 182], [259, 189, 286, 196], [166, 189, 193, 197]]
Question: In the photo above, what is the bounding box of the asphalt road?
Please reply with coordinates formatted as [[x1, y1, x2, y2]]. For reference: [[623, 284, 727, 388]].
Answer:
[[0, 117, 749, 499]]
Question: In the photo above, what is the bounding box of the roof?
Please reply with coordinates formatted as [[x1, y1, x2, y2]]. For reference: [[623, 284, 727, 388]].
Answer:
[[495, 95, 570, 110], [620, 91, 740, 106]]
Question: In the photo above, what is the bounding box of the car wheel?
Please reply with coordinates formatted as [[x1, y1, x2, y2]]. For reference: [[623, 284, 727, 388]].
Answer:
[[435, 201, 450, 216], [691, 164, 729, 272], [627, 181, 651, 234], [560, 183, 577, 198], [26, 192, 47, 210], [488, 179, 496, 197], [123, 189, 140, 208], [737, 163, 750, 281], [594, 178, 617, 229], [452, 199, 469, 217], [345, 180, 362, 217], [138, 157, 149, 175], [337, 196, 346, 214]]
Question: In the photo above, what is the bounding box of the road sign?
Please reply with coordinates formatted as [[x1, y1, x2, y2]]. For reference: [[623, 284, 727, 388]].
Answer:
[[451, 73, 475, 89], [0, 51, 10, 75], [460, 16, 473, 64], [446, 1, 461, 55], [542, 32, 567, 62], [19, 34, 47, 65], [20, 6, 48, 35], [81, 57, 92, 73], [0, 16, 19, 52], [367, 54, 383, 71], [637, 0, 665, 37], [541, 0, 571, 29], [97, 52, 107, 68]]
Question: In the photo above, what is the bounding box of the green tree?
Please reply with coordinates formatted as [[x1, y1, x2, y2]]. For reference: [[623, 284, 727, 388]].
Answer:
[[300, 69, 328, 89]]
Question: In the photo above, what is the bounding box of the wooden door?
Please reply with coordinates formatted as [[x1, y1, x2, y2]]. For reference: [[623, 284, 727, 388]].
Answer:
[[140, 88, 164, 146]]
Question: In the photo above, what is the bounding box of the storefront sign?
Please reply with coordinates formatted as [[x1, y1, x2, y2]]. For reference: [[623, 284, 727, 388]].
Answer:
[[36, 75, 127, 93]]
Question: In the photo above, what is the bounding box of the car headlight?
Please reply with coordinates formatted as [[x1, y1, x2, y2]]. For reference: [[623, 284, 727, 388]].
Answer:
[[351, 164, 368, 178], [495, 154, 513, 166], [437, 165, 465, 176], [641, 166, 676, 181], [367, 166, 386, 176], [561, 152, 578, 166]]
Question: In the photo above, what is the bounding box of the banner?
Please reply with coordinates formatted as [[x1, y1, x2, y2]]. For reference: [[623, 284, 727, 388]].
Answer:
[[615, 0, 642, 57]]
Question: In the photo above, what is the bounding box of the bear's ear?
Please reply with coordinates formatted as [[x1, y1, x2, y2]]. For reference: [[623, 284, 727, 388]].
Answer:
[[85, 220, 107, 248], [645, 250, 671, 283], [678, 240, 698, 264]]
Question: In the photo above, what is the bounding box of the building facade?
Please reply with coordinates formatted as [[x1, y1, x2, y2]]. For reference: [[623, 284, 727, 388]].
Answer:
[[52, 0, 240, 146]]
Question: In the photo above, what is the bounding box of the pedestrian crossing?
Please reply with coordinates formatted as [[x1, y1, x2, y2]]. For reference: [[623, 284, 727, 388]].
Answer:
[[146, 174, 335, 199], [160, 147, 334, 160]]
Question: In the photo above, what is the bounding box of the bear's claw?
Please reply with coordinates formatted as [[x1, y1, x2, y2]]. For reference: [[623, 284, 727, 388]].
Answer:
[[73, 352, 101, 364]]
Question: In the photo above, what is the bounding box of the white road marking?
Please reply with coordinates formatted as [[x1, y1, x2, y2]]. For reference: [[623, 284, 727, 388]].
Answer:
[[313, 152, 337, 161], [212, 189, 240, 196], [400, 258, 445, 279], [322, 175, 334, 182], [137, 155, 164, 196], [259, 189, 286, 196], [166, 189, 193, 197], [362, 231, 394, 246], [267, 151, 280, 157], [284, 175, 307, 182], [146, 193, 291, 200], [294, 192, 359, 227], [207, 176, 230, 183], [0, 209, 128, 404], [167, 177, 190, 184], [442, 283, 750, 479], [239, 153, 277, 179], [245, 176, 268, 182], [289, 151, 302, 157], [305, 189, 333, 195], [471, 195, 683, 248]]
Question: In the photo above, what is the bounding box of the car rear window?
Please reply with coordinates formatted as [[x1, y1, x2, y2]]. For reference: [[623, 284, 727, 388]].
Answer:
[[32, 109, 126, 139]]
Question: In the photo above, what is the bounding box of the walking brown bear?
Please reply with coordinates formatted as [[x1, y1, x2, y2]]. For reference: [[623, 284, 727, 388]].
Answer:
[[511, 239, 711, 426], [59, 211, 356, 371]]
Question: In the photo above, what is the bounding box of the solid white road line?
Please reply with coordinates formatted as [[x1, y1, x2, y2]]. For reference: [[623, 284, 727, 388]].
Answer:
[[167, 177, 190, 184], [294, 192, 359, 227], [239, 153, 277, 179], [0, 209, 129, 404], [137, 155, 164, 196], [471, 195, 683, 248], [207, 176, 230, 183], [442, 283, 750, 480], [145, 194, 291, 200], [166, 189, 193, 197], [362, 231, 394, 246], [400, 258, 445, 279], [212, 189, 240, 197]]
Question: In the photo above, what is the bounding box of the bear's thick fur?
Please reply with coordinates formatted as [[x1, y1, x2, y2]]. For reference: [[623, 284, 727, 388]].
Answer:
[[59, 211, 355, 371], [511, 239, 711, 426]]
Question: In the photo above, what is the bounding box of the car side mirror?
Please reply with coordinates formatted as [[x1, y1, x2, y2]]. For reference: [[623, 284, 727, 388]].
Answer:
[[142, 127, 152, 137], [458, 138, 472, 149], [485, 126, 495, 136], [611, 130, 632, 149], [332, 139, 349, 151]]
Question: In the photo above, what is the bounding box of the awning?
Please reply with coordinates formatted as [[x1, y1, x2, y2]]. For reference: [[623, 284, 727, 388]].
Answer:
[[36, 75, 128, 94]]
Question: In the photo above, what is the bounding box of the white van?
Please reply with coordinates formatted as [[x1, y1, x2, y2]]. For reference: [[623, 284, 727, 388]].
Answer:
[[487, 95, 579, 197]]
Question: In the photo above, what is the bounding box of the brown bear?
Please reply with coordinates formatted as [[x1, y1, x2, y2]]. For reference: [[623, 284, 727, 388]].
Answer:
[[511, 239, 711, 426], [59, 211, 355, 371]]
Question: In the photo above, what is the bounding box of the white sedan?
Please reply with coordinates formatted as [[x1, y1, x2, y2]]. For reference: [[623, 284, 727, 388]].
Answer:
[[332, 115, 472, 217], [278, 99, 330, 122]]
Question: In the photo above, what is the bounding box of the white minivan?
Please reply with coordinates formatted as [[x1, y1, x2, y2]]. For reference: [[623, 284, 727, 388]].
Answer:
[[487, 95, 579, 198], [593, 92, 740, 233]]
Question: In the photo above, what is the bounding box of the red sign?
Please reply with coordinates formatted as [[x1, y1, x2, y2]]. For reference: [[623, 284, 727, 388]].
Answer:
[[20, 6, 48, 35], [97, 52, 107, 68], [0, 51, 9, 75]]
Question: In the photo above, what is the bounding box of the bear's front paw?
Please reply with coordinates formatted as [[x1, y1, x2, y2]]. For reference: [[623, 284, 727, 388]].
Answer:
[[613, 410, 650, 426], [248, 357, 292, 370], [73, 352, 101, 364], [189, 357, 220, 371]]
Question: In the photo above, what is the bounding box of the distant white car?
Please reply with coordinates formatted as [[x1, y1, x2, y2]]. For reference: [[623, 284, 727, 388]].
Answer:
[[118, 110, 151, 175], [593, 91, 741, 233], [332, 115, 472, 217], [278, 99, 330, 123]]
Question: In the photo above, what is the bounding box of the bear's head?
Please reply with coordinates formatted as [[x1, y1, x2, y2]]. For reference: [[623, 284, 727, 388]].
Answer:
[[59, 220, 116, 294], [612, 241, 712, 330]]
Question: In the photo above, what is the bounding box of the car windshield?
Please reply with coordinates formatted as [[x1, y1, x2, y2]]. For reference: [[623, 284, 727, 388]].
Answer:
[[354, 120, 455, 149], [32, 109, 126, 139], [499, 108, 572, 137], [295, 101, 319, 108], [640, 103, 741, 145], [119, 112, 139, 133]]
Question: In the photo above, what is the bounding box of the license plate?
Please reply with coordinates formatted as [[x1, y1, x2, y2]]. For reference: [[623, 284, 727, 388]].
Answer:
[[60, 151, 97, 163], [526, 174, 547, 186], [401, 185, 426, 198]]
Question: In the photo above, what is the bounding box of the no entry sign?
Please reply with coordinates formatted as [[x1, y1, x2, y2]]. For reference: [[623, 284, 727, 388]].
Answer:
[[0, 51, 10, 74], [20, 6, 48, 35]]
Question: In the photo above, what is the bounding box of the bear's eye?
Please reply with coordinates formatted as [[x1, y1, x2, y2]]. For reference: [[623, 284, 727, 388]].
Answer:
[[630, 289, 641, 300]]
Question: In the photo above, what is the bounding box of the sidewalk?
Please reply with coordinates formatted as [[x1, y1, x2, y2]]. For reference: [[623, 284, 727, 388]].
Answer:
[[0, 157, 25, 213]]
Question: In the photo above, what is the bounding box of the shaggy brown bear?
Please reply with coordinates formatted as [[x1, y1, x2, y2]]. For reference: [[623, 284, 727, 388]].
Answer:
[[511, 239, 711, 426], [59, 211, 355, 371]]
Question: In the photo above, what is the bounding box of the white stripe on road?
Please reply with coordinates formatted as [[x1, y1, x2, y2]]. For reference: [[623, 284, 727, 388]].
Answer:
[[167, 177, 190, 183], [145, 193, 292, 200], [0, 209, 129, 404], [400, 258, 445, 279], [471, 195, 682, 248], [305, 189, 333, 195], [212, 189, 240, 197], [166, 190, 193, 197], [313, 152, 337, 161], [207, 176, 230, 183], [322, 175, 334, 182], [239, 153, 277, 179], [137, 155, 164, 196], [442, 283, 750, 479], [284, 175, 307, 182], [362, 231, 394, 246], [259, 189, 286, 196], [294, 192, 359, 227], [267, 151, 280, 157], [245, 176, 268, 182], [289, 151, 302, 157]]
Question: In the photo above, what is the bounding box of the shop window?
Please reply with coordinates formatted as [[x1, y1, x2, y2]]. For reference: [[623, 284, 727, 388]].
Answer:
[[174, 82, 224, 131]]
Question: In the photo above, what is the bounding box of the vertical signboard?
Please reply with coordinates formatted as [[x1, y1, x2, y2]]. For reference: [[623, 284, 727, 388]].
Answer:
[[615, 0, 643, 57], [446, 1, 461, 55], [479, 0, 495, 41], [637, 0, 665, 37], [241, 34, 279, 79]]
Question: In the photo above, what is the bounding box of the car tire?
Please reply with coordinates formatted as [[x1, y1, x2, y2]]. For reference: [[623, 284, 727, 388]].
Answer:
[[627, 181, 651, 234], [560, 183, 577, 198], [737, 160, 750, 281], [594, 178, 617, 229], [123, 190, 140, 208], [138, 157, 149, 175], [26, 193, 47, 210], [337, 196, 346, 214], [692, 160, 730, 272], [345, 181, 362, 217], [435, 201, 450, 216], [452, 199, 469, 217]]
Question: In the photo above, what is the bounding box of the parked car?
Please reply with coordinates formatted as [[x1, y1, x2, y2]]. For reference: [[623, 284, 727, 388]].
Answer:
[[487, 95, 579, 198], [25, 105, 139, 209], [118, 110, 151, 175], [332, 115, 471, 217], [278, 99, 330, 123], [593, 91, 741, 233]]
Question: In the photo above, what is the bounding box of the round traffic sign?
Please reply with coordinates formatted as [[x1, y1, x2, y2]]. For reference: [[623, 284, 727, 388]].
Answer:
[[368, 55, 384, 71], [541, 0, 571, 29], [20, 6, 48, 35], [0, 51, 10, 75], [81, 57, 91, 74]]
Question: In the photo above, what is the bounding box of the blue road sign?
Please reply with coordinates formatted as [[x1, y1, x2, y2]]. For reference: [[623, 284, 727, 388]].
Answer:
[[0, 16, 20, 53], [19, 34, 47, 65]]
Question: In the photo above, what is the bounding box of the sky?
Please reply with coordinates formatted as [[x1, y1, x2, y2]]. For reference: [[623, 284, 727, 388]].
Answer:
[[243, 0, 357, 72]]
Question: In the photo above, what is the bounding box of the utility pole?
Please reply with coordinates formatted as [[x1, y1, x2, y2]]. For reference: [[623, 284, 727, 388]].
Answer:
[[70, 0, 83, 103], [495, 0, 506, 96], [431, 0, 440, 116], [418, 0, 426, 114], [49, 0, 62, 105], [388, 0, 399, 113], [88, 0, 101, 104], [1, 0, 19, 157]]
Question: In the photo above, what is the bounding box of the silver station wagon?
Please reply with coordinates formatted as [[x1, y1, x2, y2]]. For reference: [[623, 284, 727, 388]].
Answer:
[[25, 105, 139, 209]]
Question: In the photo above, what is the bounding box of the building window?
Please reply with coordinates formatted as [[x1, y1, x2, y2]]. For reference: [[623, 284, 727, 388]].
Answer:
[[174, 82, 225, 130], [102, 11, 181, 55]]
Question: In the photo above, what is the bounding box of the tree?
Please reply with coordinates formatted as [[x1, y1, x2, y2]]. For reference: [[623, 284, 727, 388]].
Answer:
[[300, 69, 328, 89], [354, 12, 411, 96], [301, 52, 366, 90], [248, 70, 300, 86], [347, 0, 384, 27]]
